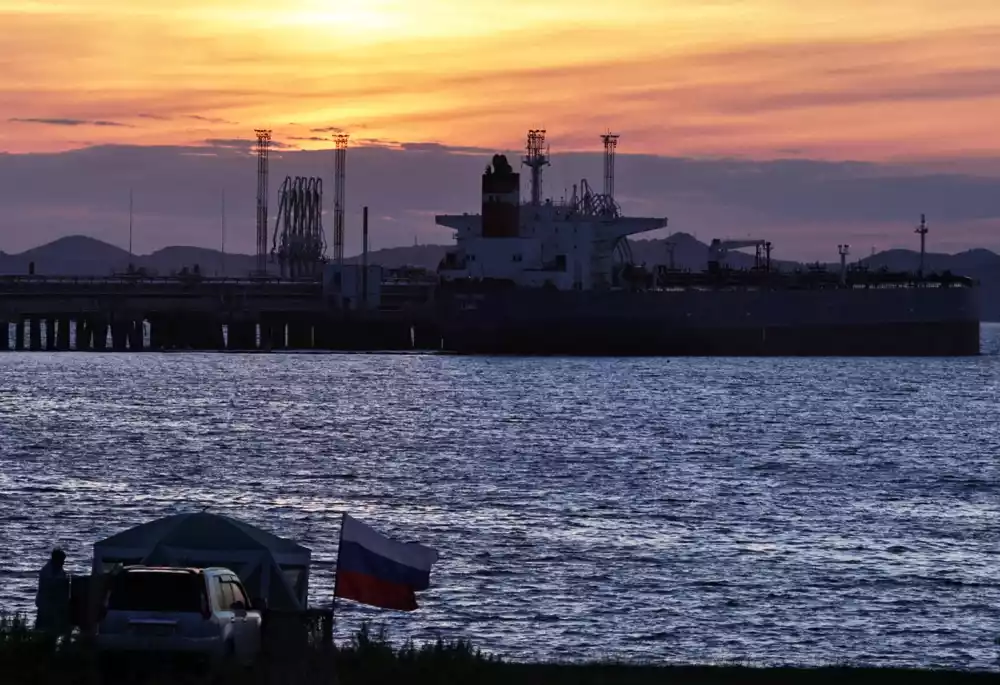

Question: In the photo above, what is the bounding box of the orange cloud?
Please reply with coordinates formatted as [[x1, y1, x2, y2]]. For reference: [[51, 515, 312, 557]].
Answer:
[[2, 0, 1000, 161]]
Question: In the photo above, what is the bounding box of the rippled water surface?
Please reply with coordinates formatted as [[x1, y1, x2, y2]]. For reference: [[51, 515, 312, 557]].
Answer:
[[2, 327, 999, 669]]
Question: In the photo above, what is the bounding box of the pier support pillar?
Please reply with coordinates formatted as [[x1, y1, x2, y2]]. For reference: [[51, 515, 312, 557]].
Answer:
[[75, 319, 90, 351], [209, 318, 225, 350], [15, 320, 25, 351], [72, 319, 81, 351], [148, 317, 168, 351], [29, 318, 41, 351], [91, 318, 108, 351], [260, 320, 285, 351], [128, 320, 144, 351], [55, 318, 71, 351], [214, 321, 226, 350], [111, 319, 129, 352], [0, 322, 8, 351]]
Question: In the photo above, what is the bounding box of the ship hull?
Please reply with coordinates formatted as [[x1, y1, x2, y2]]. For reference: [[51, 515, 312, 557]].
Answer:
[[436, 286, 981, 356]]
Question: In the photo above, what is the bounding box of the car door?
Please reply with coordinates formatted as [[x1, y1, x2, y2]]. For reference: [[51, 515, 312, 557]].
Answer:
[[212, 576, 241, 658], [223, 575, 254, 663], [227, 578, 260, 662]]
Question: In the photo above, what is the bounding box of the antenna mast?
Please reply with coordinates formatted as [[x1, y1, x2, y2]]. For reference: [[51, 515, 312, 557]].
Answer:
[[221, 189, 226, 276], [915, 213, 928, 278], [128, 189, 133, 261], [601, 131, 620, 199], [254, 129, 272, 274], [838, 244, 850, 286], [333, 133, 349, 264], [522, 129, 549, 206]]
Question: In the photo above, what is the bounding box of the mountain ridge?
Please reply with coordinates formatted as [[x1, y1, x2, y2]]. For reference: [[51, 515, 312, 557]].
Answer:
[[2, 234, 996, 319], [4, 232, 997, 272]]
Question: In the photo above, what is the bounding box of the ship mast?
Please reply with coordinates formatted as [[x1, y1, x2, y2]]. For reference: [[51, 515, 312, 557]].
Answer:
[[601, 131, 620, 200], [915, 214, 928, 279], [522, 130, 549, 206]]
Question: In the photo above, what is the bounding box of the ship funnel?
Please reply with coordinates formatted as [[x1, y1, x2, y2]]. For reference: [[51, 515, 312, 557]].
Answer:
[[482, 154, 520, 238]]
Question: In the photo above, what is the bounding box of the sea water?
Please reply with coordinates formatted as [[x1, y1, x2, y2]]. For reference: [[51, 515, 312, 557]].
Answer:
[[1, 326, 998, 668]]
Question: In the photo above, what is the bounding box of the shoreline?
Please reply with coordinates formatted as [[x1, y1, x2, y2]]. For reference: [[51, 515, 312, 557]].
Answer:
[[3, 618, 996, 684]]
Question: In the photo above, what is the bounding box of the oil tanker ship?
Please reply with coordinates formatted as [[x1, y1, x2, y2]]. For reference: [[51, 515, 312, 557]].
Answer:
[[433, 132, 980, 356]]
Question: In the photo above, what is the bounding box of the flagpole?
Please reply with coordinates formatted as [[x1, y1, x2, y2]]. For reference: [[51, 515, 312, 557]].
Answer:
[[333, 512, 345, 607], [329, 511, 346, 648]]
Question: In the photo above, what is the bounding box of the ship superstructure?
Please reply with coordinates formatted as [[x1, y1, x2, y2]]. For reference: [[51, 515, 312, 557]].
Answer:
[[436, 131, 666, 290]]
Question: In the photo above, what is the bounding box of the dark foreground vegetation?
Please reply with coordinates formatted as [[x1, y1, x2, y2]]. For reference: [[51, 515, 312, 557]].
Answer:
[[3, 614, 996, 685]]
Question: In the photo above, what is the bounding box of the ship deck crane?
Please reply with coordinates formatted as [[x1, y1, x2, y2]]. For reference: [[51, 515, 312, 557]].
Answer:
[[708, 238, 772, 273]]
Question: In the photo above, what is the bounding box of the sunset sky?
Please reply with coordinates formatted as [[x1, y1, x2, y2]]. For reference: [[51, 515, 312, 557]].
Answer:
[[2, 0, 1000, 257]]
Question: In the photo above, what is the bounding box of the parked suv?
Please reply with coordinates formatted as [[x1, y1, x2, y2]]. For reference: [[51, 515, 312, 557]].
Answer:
[[96, 566, 263, 669]]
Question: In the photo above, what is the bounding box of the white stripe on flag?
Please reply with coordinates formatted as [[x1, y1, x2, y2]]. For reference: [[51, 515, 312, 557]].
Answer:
[[340, 514, 438, 572]]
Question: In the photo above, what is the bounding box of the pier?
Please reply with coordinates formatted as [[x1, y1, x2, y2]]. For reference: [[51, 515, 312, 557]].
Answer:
[[0, 275, 440, 352]]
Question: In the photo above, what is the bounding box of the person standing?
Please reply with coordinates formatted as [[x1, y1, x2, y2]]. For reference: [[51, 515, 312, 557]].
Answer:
[[35, 548, 70, 636]]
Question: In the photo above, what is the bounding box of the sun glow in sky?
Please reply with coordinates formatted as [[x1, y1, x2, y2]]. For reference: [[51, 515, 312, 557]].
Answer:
[[3, 0, 1000, 160]]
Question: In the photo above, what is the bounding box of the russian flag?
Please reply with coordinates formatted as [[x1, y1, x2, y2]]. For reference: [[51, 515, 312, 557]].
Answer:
[[334, 514, 439, 612]]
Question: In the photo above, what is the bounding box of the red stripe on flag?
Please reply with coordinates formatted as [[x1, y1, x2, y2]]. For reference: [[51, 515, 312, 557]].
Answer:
[[335, 569, 419, 612]]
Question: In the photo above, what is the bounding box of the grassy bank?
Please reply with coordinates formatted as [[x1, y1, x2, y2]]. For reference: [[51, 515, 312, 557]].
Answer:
[[2, 615, 996, 684]]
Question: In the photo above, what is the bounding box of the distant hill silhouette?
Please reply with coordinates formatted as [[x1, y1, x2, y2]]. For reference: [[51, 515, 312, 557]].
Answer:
[[10, 236, 134, 276], [1, 233, 996, 319], [0, 236, 256, 277], [859, 247, 1000, 273], [628, 233, 804, 271], [343, 245, 450, 270]]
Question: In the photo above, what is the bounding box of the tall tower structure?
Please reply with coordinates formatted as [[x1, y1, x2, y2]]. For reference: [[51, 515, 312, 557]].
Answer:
[[601, 131, 620, 199], [915, 213, 928, 278], [838, 244, 850, 286], [333, 134, 349, 264], [522, 130, 549, 206], [665, 240, 676, 270], [254, 129, 272, 274]]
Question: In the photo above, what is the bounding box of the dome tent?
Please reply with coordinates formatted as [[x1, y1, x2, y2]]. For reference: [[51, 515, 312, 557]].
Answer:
[[92, 512, 311, 611]]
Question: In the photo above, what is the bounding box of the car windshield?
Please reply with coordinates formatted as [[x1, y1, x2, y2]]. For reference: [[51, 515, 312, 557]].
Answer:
[[107, 571, 205, 613]]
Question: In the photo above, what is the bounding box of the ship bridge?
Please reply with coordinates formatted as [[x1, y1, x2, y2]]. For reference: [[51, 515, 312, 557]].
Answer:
[[435, 141, 667, 290], [435, 205, 666, 290]]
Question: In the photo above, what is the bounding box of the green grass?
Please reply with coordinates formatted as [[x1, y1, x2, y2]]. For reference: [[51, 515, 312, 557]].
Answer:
[[1, 614, 996, 685], [330, 624, 999, 685]]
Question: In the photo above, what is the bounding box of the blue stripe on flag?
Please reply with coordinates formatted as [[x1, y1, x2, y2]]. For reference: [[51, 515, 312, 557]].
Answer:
[[338, 540, 432, 590]]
